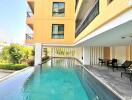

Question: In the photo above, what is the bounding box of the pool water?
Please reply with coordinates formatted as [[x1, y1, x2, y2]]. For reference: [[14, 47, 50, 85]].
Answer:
[[22, 59, 97, 100], [0, 58, 120, 100]]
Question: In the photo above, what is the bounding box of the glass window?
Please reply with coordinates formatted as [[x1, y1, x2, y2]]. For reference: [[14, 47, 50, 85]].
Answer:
[[53, 2, 65, 16], [52, 24, 64, 39]]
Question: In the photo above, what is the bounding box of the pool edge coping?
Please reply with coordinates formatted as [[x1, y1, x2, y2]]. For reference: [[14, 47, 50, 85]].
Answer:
[[0, 67, 34, 83]]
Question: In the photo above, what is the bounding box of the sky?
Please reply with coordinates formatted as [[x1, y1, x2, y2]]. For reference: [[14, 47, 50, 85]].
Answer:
[[0, 0, 31, 44]]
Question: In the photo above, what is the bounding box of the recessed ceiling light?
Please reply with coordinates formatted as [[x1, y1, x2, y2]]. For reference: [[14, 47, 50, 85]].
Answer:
[[121, 37, 126, 39]]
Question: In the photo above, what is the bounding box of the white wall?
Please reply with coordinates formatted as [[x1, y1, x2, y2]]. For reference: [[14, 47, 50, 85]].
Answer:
[[83, 46, 90, 65], [75, 46, 104, 65], [35, 43, 42, 66], [75, 47, 83, 62]]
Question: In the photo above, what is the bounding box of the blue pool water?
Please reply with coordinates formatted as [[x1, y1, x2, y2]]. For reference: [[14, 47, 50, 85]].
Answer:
[[0, 58, 121, 100]]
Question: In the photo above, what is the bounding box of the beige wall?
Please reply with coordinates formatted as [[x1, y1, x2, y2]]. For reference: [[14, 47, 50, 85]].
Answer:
[[126, 45, 132, 60], [110, 45, 132, 64], [104, 47, 110, 60]]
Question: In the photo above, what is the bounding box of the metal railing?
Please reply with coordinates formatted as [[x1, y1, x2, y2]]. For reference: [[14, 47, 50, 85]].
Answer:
[[26, 34, 33, 40], [27, 12, 33, 17], [75, 0, 99, 38]]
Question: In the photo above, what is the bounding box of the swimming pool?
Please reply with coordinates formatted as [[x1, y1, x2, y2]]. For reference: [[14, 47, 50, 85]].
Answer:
[[0, 58, 121, 100]]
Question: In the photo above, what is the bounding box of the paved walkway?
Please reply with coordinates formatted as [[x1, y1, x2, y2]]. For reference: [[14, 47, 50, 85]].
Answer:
[[0, 71, 12, 79], [85, 65, 132, 100]]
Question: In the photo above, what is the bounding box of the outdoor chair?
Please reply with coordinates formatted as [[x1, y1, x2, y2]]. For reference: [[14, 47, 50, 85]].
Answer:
[[116, 61, 132, 72], [98, 58, 105, 66], [111, 59, 118, 72], [107, 59, 118, 71], [112, 60, 132, 72], [107, 60, 112, 67], [121, 67, 132, 82]]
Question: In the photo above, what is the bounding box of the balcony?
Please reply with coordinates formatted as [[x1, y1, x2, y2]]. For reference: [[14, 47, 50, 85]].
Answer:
[[26, 33, 33, 40], [27, 0, 34, 13], [75, 0, 99, 38], [26, 12, 33, 30], [25, 33, 34, 44]]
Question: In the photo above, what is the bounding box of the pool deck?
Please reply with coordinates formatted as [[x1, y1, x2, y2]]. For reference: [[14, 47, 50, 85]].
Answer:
[[85, 65, 132, 100]]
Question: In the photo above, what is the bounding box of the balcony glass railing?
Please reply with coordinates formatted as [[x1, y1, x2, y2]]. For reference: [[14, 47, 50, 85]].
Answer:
[[75, 0, 99, 38], [26, 34, 33, 40]]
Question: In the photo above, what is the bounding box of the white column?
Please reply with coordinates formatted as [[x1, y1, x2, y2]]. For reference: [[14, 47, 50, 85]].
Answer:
[[83, 46, 90, 65], [35, 43, 42, 66]]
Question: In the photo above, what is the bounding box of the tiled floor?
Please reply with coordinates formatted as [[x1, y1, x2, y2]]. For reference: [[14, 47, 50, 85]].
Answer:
[[85, 65, 132, 100]]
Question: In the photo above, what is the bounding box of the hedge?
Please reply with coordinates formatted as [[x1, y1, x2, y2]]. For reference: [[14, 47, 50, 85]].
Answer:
[[0, 63, 28, 70]]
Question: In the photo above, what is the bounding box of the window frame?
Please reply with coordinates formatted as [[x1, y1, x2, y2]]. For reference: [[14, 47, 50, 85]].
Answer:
[[52, 2, 65, 17], [52, 24, 64, 39]]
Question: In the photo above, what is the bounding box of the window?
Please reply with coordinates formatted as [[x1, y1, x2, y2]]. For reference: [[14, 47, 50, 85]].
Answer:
[[53, 2, 65, 16], [108, 0, 113, 5], [52, 24, 64, 39]]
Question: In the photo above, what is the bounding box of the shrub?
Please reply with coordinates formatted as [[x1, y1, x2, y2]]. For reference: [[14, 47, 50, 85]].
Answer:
[[0, 44, 34, 64], [0, 63, 28, 70], [27, 59, 34, 66]]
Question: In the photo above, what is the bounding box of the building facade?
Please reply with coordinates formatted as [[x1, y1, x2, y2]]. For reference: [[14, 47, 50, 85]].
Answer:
[[26, 0, 132, 65]]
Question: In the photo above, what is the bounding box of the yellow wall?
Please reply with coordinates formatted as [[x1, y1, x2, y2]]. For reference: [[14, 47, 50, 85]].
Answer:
[[75, 0, 131, 43], [26, 16, 34, 29], [32, 0, 75, 44]]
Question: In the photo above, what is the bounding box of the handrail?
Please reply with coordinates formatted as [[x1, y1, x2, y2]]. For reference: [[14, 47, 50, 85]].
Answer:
[[27, 12, 33, 17]]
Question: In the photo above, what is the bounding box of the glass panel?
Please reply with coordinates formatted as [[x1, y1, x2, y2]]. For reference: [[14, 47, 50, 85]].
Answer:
[[58, 3, 64, 12], [53, 3, 59, 12], [52, 34, 64, 39], [58, 25, 64, 34], [53, 25, 58, 34]]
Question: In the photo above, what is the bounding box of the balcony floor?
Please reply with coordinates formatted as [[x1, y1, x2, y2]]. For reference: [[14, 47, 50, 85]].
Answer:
[[85, 65, 132, 100]]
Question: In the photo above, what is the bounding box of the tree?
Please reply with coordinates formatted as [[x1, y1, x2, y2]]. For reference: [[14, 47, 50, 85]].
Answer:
[[0, 44, 33, 64], [9, 45, 22, 64]]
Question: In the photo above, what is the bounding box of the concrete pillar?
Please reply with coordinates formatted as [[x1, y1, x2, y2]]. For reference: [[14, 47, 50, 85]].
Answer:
[[35, 43, 42, 66], [83, 46, 90, 65]]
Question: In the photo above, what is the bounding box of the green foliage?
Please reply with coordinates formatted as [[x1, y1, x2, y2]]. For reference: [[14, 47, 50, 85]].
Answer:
[[0, 63, 27, 70], [9, 45, 22, 64], [0, 44, 33, 64], [27, 59, 34, 66]]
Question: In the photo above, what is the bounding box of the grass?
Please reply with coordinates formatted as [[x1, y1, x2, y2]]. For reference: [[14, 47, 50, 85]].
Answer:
[[0, 63, 28, 70]]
